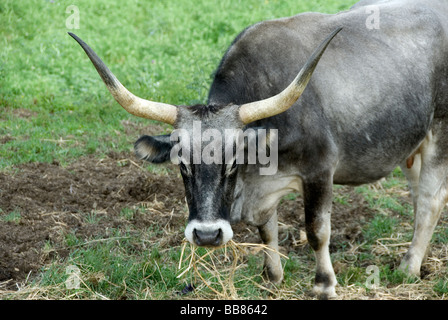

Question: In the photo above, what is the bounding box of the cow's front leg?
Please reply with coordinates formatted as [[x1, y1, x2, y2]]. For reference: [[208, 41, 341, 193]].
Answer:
[[258, 209, 283, 284], [303, 174, 337, 299]]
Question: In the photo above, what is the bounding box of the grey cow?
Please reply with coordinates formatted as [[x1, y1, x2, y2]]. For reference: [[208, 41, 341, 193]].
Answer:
[[70, 0, 448, 298]]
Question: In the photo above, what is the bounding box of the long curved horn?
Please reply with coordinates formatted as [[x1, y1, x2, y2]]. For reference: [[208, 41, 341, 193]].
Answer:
[[69, 33, 177, 125], [239, 27, 342, 124]]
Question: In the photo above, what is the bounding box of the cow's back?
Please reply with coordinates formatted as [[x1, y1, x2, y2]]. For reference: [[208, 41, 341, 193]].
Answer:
[[208, 0, 448, 184], [209, 0, 447, 108]]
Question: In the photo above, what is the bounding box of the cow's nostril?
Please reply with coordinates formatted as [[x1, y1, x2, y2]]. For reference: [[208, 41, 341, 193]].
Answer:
[[185, 220, 233, 247], [193, 228, 222, 247]]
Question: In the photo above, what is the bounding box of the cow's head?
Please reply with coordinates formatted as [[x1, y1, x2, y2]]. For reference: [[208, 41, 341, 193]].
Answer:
[[69, 27, 341, 247]]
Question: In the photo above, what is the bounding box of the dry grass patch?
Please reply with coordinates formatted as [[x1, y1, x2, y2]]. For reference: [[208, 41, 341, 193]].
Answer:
[[177, 240, 290, 299]]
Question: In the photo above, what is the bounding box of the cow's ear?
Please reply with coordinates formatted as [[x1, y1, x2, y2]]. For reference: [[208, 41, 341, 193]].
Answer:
[[134, 135, 172, 163]]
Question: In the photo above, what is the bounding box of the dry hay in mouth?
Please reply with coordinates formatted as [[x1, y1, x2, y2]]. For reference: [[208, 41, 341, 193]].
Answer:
[[177, 239, 288, 299]]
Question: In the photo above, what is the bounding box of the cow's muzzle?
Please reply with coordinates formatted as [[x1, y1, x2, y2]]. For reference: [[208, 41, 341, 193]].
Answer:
[[184, 219, 233, 247]]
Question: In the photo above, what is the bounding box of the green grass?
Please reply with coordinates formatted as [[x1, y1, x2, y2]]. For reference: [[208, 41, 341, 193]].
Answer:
[[0, 209, 21, 224], [434, 279, 448, 296], [363, 214, 399, 242], [36, 228, 182, 299], [0, 0, 355, 169], [32, 226, 275, 300]]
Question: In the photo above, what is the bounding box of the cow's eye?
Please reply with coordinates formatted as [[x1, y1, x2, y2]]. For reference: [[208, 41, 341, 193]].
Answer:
[[178, 159, 191, 176], [180, 161, 187, 171]]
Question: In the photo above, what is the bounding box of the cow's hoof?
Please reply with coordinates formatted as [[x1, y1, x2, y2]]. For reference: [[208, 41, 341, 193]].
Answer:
[[398, 253, 421, 277], [310, 284, 337, 300], [263, 265, 283, 285]]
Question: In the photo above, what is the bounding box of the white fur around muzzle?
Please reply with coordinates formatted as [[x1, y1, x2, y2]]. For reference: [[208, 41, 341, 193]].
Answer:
[[185, 219, 234, 246]]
